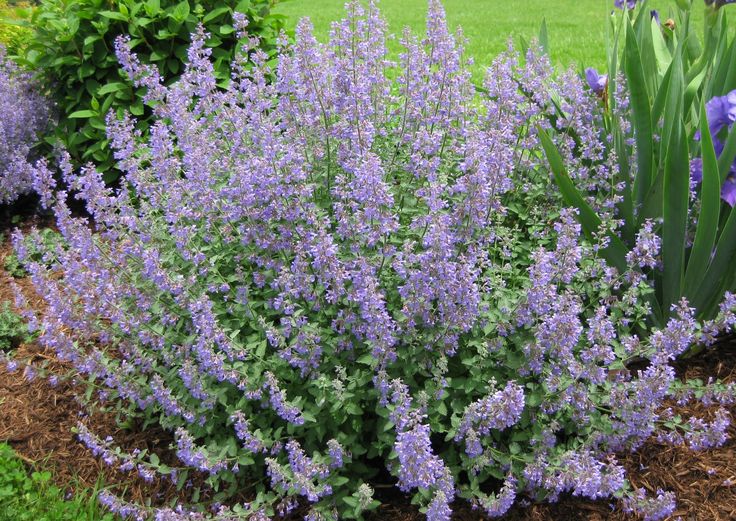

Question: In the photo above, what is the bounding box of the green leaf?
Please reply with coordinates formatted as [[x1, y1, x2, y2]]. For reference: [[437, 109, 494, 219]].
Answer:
[[625, 26, 654, 209], [343, 497, 358, 508], [538, 18, 548, 55], [235, 0, 252, 13], [68, 110, 96, 118], [693, 204, 736, 318], [684, 100, 720, 302], [633, 5, 657, 97], [98, 80, 126, 94], [717, 126, 736, 182], [651, 57, 673, 126], [684, 67, 707, 117], [144, 0, 161, 17], [98, 10, 128, 21], [129, 102, 144, 116], [203, 6, 231, 23], [651, 16, 671, 76], [662, 117, 689, 315], [538, 127, 628, 273], [171, 1, 190, 22], [711, 35, 736, 96]]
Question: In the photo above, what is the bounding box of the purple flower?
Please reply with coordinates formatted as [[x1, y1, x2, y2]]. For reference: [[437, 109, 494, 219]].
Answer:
[[0, 46, 50, 205], [622, 488, 676, 521], [584, 68, 607, 95], [614, 0, 639, 9], [426, 490, 452, 521], [690, 157, 703, 184], [626, 219, 661, 270], [471, 476, 517, 517], [326, 439, 345, 469], [265, 441, 332, 503], [685, 408, 730, 450], [395, 422, 450, 493], [722, 175, 736, 207], [705, 90, 736, 137], [455, 380, 525, 455], [231, 411, 265, 453], [705, 0, 736, 8], [691, 96, 736, 206]]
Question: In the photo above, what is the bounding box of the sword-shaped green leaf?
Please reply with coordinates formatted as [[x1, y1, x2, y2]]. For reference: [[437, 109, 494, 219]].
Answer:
[[692, 203, 736, 318], [684, 101, 720, 301], [662, 116, 689, 316], [625, 26, 654, 209], [538, 128, 629, 274]]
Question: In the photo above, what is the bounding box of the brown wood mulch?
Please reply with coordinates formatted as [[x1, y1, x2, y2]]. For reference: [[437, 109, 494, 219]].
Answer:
[[1, 202, 735, 520]]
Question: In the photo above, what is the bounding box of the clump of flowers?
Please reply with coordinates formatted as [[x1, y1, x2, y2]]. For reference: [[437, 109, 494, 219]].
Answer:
[[16, 2, 736, 519], [0, 45, 49, 205]]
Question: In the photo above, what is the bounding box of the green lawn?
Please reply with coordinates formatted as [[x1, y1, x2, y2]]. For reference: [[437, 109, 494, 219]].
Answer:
[[274, 0, 702, 79]]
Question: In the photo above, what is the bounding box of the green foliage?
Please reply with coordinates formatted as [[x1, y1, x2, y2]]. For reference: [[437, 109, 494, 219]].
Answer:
[[4, 228, 64, 277], [0, 1, 33, 54], [0, 301, 30, 351], [0, 444, 115, 521], [15, 0, 287, 182]]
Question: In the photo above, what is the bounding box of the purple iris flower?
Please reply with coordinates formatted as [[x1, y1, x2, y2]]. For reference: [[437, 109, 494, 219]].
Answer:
[[722, 176, 736, 206], [691, 158, 736, 207], [691, 93, 736, 206], [705, 0, 736, 8], [690, 139, 724, 184], [584, 68, 607, 95], [651, 10, 660, 24], [705, 91, 736, 137], [615, 0, 639, 9]]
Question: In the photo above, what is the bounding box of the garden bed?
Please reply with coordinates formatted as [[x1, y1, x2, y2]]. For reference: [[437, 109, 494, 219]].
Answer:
[[3, 1, 736, 519], [2, 217, 735, 520]]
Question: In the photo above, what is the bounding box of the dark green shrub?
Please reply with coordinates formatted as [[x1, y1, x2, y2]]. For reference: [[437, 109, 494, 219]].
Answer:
[[15, 0, 286, 181]]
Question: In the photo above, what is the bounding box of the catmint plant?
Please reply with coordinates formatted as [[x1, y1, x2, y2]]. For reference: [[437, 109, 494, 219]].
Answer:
[[0, 45, 49, 205], [16, 2, 736, 520]]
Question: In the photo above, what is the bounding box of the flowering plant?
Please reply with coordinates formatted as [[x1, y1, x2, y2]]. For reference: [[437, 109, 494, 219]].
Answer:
[[14, 2, 736, 520], [541, 0, 736, 327], [14, 0, 286, 182], [0, 44, 49, 205]]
